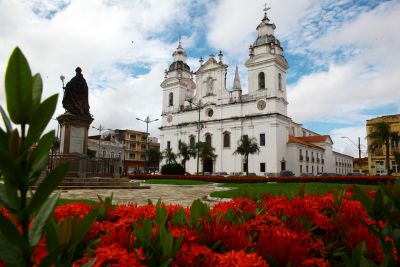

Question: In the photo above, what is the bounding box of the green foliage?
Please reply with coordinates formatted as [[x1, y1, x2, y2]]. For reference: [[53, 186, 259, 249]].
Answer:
[[177, 141, 196, 172], [233, 135, 260, 176], [161, 163, 185, 175], [353, 182, 400, 265], [162, 147, 176, 164], [96, 193, 114, 221], [0, 47, 97, 266], [134, 203, 184, 267]]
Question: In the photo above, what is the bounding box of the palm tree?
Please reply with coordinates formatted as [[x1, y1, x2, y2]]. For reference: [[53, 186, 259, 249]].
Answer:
[[162, 147, 176, 164], [196, 141, 215, 174], [368, 121, 399, 174], [177, 141, 196, 172], [233, 135, 260, 176]]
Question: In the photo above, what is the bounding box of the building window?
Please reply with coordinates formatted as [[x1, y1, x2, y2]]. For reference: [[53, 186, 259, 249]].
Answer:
[[306, 165, 309, 172], [260, 163, 266, 172], [169, 92, 173, 106], [118, 152, 121, 159], [375, 160, 384, 174], [300, 165, 302, 173], [391, 161, 399, 173], [189, 136, 195, 148], [167, 141, 171, 149], [299, 149, 303, 161], [205, 134, 212, 145], [278, 73, 282, 91], [312, 165, 314, 174], [223, 132, 230, 148], [258, 72, 265, 89], [102, 150, 106, 158], [111, 151, 114, 158], [260, 133, 265, 146]]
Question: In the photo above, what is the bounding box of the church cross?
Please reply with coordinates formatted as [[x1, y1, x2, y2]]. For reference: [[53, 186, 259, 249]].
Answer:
[[263, 3, 271, 16]]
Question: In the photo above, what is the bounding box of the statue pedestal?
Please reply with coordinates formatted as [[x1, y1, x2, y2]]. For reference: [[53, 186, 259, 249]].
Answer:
[[57, 113, 93, 155]]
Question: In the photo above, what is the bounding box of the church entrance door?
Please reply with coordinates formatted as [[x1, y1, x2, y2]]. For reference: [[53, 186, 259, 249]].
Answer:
[[203, 159, 213, 174]]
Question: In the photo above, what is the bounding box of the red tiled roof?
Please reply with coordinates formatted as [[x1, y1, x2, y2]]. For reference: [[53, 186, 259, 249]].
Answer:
[[288, 136, 325, 150], [295, 135, 330, 143]]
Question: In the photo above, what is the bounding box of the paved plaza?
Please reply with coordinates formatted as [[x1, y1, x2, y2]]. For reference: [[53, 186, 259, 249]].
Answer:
[[59, 183, 228, 207]]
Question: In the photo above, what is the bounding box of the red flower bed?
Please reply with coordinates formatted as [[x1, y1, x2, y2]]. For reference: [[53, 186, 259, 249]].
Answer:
[[1, 189, 399, 266], [130, 173, 396, 185]]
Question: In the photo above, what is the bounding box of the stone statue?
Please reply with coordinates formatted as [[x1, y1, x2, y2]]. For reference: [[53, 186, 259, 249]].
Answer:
[[62, 67, 90, 117]]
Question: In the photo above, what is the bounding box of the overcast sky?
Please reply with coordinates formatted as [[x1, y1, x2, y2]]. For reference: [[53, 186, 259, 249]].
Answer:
[[1, 0, 399, 157]]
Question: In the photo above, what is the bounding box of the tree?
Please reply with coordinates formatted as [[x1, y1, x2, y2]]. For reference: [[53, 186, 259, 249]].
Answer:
[[233, 135, 260, 176], [196, 141, 215, 175], [162, 147, 176, 164], [368, 121, 399, 174], [177, 141, 196, 172], [146, 147, 162, 171]]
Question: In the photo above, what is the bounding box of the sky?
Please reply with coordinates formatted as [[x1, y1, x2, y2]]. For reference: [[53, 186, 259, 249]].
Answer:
[[1, 0, 399, 157]]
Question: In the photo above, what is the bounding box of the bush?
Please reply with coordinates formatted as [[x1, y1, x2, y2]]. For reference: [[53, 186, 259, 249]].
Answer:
[[161, 163, 185, 175]]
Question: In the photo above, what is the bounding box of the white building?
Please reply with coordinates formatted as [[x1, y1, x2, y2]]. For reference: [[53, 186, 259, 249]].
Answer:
[[159, 11, 352, 176]]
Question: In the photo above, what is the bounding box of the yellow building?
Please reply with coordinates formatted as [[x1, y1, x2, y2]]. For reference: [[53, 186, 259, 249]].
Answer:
[[366, 114, 400, 176], [113, 129, 149, 173]]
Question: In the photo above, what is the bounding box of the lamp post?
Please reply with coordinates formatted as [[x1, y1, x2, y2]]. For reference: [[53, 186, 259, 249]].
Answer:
[[341, 136, 362, 160], [188, 99, 207, 175], [92, 125, 112, 158], [136, 116, 159, 172]]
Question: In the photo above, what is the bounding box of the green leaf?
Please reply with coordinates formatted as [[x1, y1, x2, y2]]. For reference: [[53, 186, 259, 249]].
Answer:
[[5, 47, 33, 124], [29, 191, 60, 247], [29, 131, 55, 184], [0, 105, 12, 133], [0, 212, 29, 251], [0, 184, 17, 211], [70, 208, 99, 248], [0, 232, 25, 267], [27, 161, 70, 214], [31, 73, 43, 111], [156, 205, 168, 226], [190, 199, 209, 228], [46, 218, 60, 251], [82, 259, 97, 267], [37, 244, 67, 267], [24, 94, 58, 150], [353, 186, 373, 214], [8, 129, 21, 160]]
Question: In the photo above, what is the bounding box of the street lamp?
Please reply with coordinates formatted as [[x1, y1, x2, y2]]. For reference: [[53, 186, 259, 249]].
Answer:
[[341, 136, 362, 160], [136, 116, 159, 171], [188, 99, 208, 175], [92, 125, 112, 158]]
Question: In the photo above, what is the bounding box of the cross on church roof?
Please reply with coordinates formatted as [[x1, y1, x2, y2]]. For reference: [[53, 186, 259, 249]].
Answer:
[[263, 3, 271, 15]]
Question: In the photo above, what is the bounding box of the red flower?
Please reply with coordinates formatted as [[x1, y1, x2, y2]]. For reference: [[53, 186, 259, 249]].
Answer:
[[256, 226, 313, 266], [217, 250, 269, 267], [54, 202, 93, 221], [345, 225, 383, 263], [173, 243, 218, 267]]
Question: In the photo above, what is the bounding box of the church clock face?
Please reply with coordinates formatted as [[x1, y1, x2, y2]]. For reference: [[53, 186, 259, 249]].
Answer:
[[167, 115, 173, 123], [257, 100, 266, 110]]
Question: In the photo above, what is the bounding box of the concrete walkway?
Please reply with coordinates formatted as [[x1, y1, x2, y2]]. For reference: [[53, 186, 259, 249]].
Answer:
[[59, 183, 227, 207]]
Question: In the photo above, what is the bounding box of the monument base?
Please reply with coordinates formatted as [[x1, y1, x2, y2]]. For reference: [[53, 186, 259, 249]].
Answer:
[[57, 113, 93, 155]]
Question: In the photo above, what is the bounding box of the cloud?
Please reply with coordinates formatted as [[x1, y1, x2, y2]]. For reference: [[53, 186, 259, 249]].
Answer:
[[330, 126, 368, 158], [0, 0, 191, 136]]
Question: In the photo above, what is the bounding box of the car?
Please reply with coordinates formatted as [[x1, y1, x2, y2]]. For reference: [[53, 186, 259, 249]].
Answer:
[[213, 171, 229, 177], [346, 172, 364, 176], [246, 172, 257, 176], [300, 173, 314, 176], [264, 172, 276, 178], [318, 172, 337, 176], [279, 170, 295, 177]]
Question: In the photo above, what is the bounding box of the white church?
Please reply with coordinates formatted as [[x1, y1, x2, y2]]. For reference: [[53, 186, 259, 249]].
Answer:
[[159, 11, 353, 176]]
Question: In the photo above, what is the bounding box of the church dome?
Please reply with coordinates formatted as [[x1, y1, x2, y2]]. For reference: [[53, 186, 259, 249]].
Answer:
[[253, 34, 280, 47], [168, 60, 191, 72]]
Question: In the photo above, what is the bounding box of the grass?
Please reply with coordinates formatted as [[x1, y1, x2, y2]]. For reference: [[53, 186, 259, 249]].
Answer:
[[143, 179, 213, 185], [210, 182, 380, 199]]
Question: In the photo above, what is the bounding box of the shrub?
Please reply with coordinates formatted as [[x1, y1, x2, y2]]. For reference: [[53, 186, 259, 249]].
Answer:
[[161, 163, 185, 175]]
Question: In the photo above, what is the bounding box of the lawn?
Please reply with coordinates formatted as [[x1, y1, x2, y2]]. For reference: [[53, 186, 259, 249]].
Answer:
[[210, 182, 379, 198], [143, 179, 213, 185], [56, 198, 99, 206]]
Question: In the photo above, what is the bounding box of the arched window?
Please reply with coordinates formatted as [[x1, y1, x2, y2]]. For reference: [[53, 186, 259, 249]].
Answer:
[[278, 73, 282, 91], [111, 151, 115, 158], [205, 134, 211, 145], [102, 150, 106, 158], [258, 72, 265, 89], [223, 132, 230, 148], [189, 135, 196, 148], [169, 92, 173, 106]]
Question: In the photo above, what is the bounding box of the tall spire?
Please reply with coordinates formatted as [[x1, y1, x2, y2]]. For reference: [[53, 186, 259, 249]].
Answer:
[[233, 65, 241, 91]]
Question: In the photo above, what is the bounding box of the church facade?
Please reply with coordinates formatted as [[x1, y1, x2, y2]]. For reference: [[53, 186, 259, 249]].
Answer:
[[159, 12, 353, 176]]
